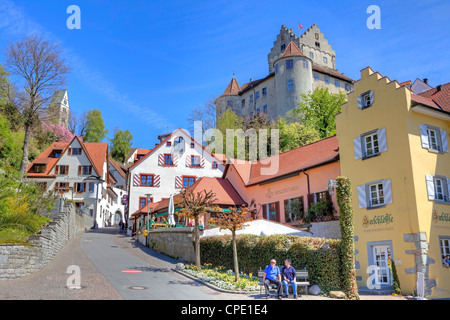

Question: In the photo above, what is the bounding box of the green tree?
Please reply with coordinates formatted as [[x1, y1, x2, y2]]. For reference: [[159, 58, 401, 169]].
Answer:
[[83, 109, 108, 142], [109, 127, 133, 164], [277, 118, 321, 153], [293, 88, 347, 139]]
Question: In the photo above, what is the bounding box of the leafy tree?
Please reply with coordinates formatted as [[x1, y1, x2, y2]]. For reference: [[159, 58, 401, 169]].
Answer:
[[176, 189, 218, 270], [293, 88, 347, 139], [208, 206, 251, 282], [0, 114, 25, 170], [109, 127, 133, 164], [277, 118, 321, 152], [83, 109, 108, 142], [4, 35, 70, 175]]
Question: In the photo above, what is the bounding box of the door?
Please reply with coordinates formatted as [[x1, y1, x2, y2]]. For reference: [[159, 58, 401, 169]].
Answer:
[[372, 245, 391, 285]]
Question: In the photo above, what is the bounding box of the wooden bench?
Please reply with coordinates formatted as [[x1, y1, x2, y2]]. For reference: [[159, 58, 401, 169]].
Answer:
[[258, 268, 310, 296]]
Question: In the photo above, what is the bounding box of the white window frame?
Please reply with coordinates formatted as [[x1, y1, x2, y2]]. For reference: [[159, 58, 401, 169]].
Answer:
[[420, 124, 448, 153], [426, 174, 450, 203], [440, 237, 450, 258], [427, 127, 440, 152], [364, 132, 380, 157], [369, 182, 385, 207]]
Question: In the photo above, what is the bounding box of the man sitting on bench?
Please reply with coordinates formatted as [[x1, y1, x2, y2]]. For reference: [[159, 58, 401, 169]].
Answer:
[[263, 259, 283, 300], [281, 259, 297, 299]]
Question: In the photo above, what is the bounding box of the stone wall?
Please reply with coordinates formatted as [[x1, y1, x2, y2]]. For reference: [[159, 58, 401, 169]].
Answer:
[[147, 227, 195, 263], [0, 201, 78, 280], [310, 220, 341, 239]]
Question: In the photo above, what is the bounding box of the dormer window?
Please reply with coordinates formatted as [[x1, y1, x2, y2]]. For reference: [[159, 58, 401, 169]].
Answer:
[[52, 150, 62, 158], [34, 164, 46, 173]]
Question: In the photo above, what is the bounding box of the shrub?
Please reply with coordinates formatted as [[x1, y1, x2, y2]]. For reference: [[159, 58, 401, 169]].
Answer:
[[200, 234, 342, 293]]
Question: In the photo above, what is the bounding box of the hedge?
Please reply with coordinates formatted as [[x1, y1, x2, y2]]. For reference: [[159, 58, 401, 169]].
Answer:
[[200, 234, 343, 293]]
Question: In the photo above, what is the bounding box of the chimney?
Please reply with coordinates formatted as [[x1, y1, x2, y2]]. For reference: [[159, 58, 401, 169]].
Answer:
[[437, 85, 442, 92], [423, 78, 428, 85]]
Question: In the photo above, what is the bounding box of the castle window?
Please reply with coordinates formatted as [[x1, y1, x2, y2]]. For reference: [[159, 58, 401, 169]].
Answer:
[[314, 73, 319, 81], [324, 77, 330, 85], [262, 88, 267, 96], [281, 44, 286, 52], [275, 64, 279, 73], [345, 83, 351, 91], [323, 57, 328, 64], [286, 60, 293, 69], [227, 100, 233, 108], [287, 80, 294, 91], [255, 91, 260, 99], [315, 42, 320, 48], [302, 60, 308, 69], [250, 95, 253, 103], [263, 105, 268, 113], [335, 80, 340, 88], [256, 108, 260, 114], [309, 52, 314, 59]]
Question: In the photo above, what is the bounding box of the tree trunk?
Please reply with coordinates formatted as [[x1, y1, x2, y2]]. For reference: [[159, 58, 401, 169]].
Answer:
[[194, 215, 201, 270], [19, 123, 31, 175], [232, 230, 239, 282]]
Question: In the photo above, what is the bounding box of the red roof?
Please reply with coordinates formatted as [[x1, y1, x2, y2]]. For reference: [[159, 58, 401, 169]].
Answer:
[[226, 136, 339, 187], [278, 41, 307, 60], [132, 177, 246, 216], [220, 77, 241, 97], [26, 137, 108, 178], [418, 83, 450, 112]]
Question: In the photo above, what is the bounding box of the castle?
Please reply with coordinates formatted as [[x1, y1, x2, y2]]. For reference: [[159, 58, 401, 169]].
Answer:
[[215, 24, 355, 120]]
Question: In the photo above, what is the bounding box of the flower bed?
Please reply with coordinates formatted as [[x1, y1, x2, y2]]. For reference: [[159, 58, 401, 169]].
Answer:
[[181, 263, 261, 293]]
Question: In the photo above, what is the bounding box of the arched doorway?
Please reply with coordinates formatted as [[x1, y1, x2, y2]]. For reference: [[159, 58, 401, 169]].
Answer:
[[114, 210, 123, 225]]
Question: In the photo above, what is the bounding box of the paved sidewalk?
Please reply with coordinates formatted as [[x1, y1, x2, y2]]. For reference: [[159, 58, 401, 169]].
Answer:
[[0, 231, 122, 300]]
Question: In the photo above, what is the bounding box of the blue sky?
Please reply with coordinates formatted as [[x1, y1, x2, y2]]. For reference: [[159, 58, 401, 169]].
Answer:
[[0, 0, 449, 148]]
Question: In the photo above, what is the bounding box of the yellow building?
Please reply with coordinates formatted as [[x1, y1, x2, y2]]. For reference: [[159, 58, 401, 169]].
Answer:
[[336, 67, 450, 299]]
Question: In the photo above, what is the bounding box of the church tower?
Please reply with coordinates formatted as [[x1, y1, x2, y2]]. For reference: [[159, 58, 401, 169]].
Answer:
[[49, 89, 70, 128]]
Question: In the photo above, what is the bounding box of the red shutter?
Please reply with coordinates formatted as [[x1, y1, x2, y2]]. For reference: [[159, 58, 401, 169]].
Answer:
[[55, 166, 59, 175], [78, 166, 82, 175], [158, 154, 164, 166], [74, 182, 78, 193], [262, 204, 267, 219], [154, 175, 161, 188], [83, 183, 86, 192], [175, 176, 183, 189], [68, 148, 72, 155]]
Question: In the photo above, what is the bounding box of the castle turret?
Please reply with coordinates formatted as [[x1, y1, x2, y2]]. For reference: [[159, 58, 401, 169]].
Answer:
[[215, 76, 242, 118], [273, 42, 313, 117]]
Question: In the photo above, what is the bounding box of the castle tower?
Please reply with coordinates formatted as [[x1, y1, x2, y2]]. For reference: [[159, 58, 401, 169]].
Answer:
[[49, 89, 70, 128], [215, 76, 242, 118], [298, 24, 336, 70], [273, 41, 313, 117]]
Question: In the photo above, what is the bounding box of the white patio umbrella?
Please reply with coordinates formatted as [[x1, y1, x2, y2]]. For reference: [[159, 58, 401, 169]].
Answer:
[[168, 194, 176, 227]]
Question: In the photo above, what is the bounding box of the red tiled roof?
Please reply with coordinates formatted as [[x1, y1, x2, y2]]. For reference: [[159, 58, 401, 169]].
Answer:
[[246, 136, 339, 186], [220, 77, 241, 97], [132, 177, 246, 216], [26, 137, 108, 178], [278, 41, 307, 60], [418, 83, 450, 112], [411, 94, 441, 110]]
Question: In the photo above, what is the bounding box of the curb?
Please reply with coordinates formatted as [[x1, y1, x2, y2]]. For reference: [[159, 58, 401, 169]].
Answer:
[[172, 268, 261, 295]]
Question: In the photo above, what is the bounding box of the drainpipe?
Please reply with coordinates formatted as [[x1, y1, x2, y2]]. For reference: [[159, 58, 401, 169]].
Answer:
[[302, 170, 310, 195]]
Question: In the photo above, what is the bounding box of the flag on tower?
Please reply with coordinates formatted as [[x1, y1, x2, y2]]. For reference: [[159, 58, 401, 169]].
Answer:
[[298, 23, 304, 30]]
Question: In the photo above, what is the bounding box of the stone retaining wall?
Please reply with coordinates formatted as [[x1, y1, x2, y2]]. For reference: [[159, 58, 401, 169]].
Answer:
[[0, 202, 78, 280], [147, 227, 195, 263]]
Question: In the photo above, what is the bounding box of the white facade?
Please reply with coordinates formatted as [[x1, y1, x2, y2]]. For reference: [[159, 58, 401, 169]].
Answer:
[[127, 129, 225, 216], [28, 138, 126, 229]]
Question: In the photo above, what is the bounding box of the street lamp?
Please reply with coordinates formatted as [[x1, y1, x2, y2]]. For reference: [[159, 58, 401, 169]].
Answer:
[[327, 180, 338, 196]]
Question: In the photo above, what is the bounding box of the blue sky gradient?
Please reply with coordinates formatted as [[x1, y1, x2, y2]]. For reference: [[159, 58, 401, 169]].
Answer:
[[0, 0, 449, 148]]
